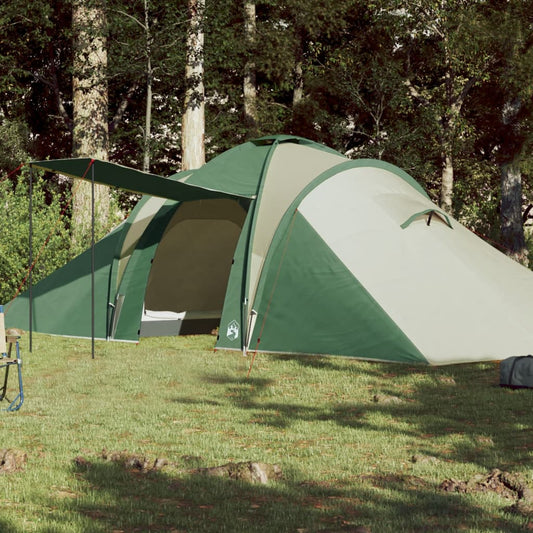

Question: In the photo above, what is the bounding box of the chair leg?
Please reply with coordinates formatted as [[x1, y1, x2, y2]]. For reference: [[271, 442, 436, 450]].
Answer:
[[0, 364, 9, 402], [0, 341, 23, 412], [9, 342, 23, 412]]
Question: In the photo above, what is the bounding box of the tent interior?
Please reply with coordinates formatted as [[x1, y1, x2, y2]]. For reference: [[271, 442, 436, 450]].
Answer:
[[137, 198, 248, 337]]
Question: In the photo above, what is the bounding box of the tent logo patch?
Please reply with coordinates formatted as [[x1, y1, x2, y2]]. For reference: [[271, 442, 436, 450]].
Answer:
[[226, 320, 239, 341]]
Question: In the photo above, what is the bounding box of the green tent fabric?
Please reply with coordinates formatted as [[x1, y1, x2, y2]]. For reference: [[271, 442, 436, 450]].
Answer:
[[30, 158, 249, 201], [8, 135, 533, 364], [7, 221, 123, 340]]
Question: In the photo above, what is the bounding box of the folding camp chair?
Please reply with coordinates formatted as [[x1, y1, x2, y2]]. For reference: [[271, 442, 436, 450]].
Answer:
[[0, 305, 23, 412]]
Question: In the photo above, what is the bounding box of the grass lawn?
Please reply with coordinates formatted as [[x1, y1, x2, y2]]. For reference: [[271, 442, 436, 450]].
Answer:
[[0, 333, 531, 532]]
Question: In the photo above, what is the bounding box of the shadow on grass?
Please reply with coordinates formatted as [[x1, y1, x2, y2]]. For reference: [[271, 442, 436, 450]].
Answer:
[[172, 396, 222, 406], [0, 519, 18, 533], [272, 354, 346, 371], [194, 359, 533, 471], [202, 375, 276, 388], [45, 458, 525, 532]]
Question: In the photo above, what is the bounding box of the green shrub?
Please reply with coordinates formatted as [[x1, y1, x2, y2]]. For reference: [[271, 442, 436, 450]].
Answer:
[[0, 170, 70, 303]]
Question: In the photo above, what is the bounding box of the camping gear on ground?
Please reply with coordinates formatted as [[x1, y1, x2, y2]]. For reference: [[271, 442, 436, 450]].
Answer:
[[7, 135, 533, 366], [0, 306, 23, 412], [500, 356, 533, 389]]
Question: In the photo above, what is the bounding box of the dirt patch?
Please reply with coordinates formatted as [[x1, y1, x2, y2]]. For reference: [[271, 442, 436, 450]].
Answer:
[[74, 450, 282, 485], [372, 394, 403, 404], [440, 468, 533, 517], [193, 461, 282, 484], [0, 449, 27, 474], [101, 449, 167, 472], [74, 450, 168, 473]]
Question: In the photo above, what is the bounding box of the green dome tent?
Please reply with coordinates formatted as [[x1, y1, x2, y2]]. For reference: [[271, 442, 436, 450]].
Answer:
[[7, 135, 533, 365]]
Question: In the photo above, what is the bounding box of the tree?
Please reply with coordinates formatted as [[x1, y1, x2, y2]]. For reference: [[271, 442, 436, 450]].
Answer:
[[71, 0, 112, 252], [389, 0, 491, 213], [181, 0, 205, 170], [0, 1, 73, 162], [107, 0, 188, 175], [112, 0, 155, 172], [484, 0, 533, 263], [141, 0, 154, 172], [243, 0, 258, 136], [500, 99, 530, 264], [300, 5, 413, 159], [249, 0, 361, 140]]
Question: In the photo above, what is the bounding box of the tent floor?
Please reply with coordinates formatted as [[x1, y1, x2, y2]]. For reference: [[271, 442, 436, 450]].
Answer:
[[139, 310, 220, 338]]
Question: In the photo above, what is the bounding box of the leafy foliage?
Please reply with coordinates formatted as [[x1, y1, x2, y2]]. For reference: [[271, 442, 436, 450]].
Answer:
[[0, 0, 531, 277], [0, 171, 70, 304], [107, 0, 189, 173]]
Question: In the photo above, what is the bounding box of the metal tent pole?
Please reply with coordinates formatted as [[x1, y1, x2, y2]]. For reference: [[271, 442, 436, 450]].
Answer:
[[91, 164, 95, 359], [29, 166, 33, 353]]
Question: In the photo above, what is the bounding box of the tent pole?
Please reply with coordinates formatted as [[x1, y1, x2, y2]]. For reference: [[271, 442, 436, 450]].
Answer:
[[91, 164, 95, 359], [29, 165, 33, 353]]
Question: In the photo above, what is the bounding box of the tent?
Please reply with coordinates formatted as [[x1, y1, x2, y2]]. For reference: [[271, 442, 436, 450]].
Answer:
[[6, 135, 533, 365]]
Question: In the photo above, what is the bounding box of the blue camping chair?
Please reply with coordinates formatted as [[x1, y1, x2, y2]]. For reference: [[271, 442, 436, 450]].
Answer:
[[0, 305, 23, 412]]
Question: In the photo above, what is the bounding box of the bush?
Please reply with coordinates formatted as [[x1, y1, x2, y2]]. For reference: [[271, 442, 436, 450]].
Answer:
[[0, 170, 70, 304]]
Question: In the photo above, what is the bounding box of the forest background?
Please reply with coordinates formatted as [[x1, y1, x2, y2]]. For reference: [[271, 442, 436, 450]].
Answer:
[[0, 0, 532, 305]]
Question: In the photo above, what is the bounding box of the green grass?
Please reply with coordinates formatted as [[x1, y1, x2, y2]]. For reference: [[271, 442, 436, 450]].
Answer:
[[0, 333, 532, 532]]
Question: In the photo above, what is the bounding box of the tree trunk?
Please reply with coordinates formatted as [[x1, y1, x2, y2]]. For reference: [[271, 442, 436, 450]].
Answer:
[[437, 33, 475, 215], [181, 0, 205, 171], [440, 149, 454, 213], [71, 0, 110, 252], [501, 161, 528, 265], [439, 42, 455, 214], [143, 0, 153, 172], [499, 97, 528, 265], [243, 0, 257, 137], [293, 59, 304, 106]]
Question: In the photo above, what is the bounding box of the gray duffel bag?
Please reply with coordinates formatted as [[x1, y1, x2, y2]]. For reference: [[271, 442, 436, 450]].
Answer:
[[500, 355, 533, 389]]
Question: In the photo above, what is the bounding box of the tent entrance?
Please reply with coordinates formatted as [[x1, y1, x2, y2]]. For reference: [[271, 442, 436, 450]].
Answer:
[[140, 199, 247, 337]]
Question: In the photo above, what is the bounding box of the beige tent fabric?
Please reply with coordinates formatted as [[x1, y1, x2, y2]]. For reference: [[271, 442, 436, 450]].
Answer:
[[299, 167, 533, 364], [116, 196, 168, 288], [247, 143, 347, 315], [145, 199, 246, 313]]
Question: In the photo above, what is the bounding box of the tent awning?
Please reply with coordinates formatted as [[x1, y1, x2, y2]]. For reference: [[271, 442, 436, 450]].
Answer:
[[30, 158, 253, 202]]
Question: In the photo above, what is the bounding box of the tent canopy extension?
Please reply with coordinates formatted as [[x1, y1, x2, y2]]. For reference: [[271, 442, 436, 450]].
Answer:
[[7, 135, 533, 365]]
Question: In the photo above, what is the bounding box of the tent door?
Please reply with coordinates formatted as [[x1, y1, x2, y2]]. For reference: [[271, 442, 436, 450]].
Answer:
[[141, 199, 247, 337]]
